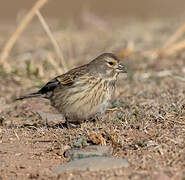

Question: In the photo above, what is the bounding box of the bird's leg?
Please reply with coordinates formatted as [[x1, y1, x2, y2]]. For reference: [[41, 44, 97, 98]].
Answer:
[[64, 117, 76, 128], [90, 114, 102, 123], [45, 117, 49, 128], [64, 117, 71, 129]]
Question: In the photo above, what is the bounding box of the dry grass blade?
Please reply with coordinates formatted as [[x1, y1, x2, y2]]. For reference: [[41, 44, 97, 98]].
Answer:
[[142, 38, 185, 58], [0, 0, 48, 70], [164, 39, 185, 55], [117, 41, 136, 58], [163, 22, 185, 48], [47, 52, 63, 74], [139, 22, 185, 58], [173, 75, 185, 82], [36, 10, 68, 73], [141, 48, 160, 59]]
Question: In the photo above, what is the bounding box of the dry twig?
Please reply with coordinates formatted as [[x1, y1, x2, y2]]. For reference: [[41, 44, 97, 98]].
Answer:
[[36, 10, 68, 73], [143, 38, 185, 58], [145, 22, 185, 58], [164, 39, 185, 56], [0, 0, 48, 71], [47, 52, 63, 74], [120, 21, 185, 59], [163, 22, 185, 48]]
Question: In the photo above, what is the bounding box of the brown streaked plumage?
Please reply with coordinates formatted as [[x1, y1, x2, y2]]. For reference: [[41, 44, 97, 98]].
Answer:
[[16, 53, 127, 122]]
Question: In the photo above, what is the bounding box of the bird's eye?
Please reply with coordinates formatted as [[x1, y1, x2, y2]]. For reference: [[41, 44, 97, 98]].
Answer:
[[108, 61, 114, 66]]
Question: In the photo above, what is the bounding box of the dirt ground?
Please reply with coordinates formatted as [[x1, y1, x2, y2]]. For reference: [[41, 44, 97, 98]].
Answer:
[[0, 16, 185, 179]]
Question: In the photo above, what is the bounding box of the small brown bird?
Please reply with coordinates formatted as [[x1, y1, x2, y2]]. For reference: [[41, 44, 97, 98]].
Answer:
[[17, 53, 127, 123]]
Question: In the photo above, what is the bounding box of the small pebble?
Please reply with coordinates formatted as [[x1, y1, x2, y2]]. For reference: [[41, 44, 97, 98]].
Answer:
[[52, 157, 129, 173]]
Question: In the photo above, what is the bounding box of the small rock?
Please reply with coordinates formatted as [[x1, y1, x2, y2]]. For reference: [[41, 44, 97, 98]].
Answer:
[[52, 157, 129, 173], [65, 145, 112, 160], [155, 172, 171, 180], [37, 111, 65, 124]]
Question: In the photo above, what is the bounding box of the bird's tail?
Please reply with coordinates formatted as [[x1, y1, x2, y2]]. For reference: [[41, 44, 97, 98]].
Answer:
[[16, 92, 43, 100], [16, 78, 59, 101]]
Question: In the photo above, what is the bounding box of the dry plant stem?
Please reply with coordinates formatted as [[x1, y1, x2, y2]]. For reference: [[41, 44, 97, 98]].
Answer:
[[173, 75, 185, 82], [142, 22, 185, 58], [0, 0, 48, 68], [163, 22, 185, 48], [47, 52, 63, 74], [164, 39, 185, 55], [142, 38, 185, 58], [141, 49, 159, 58], [36, 10, 68, 73]]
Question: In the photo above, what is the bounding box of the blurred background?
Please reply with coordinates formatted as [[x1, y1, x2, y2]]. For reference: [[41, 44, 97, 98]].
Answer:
[[0, 0, 185, 88], [0, 0, 185, 84], [1, 0, 185, 21], [0, 0, 185, 20]]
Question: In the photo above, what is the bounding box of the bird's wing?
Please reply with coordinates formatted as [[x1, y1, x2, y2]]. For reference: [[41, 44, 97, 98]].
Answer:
[[38, 79, 60, 94], [38, 64, 88, 95], [16, 64, 89, 100], [55, 65, 88, 86]]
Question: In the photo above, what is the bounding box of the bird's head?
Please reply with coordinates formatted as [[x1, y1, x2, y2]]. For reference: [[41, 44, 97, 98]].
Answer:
[[90, 53, 127, 80]]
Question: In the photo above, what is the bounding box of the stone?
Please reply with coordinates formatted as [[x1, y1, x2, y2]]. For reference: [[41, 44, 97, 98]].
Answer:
[[52, 157, 129, 173], [65, 145, 112, 160], [37, 111, 65, 124]]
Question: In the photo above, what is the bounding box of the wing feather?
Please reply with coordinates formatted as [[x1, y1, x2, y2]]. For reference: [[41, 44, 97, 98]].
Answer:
[[16, 64, 89, 100], [55, 64, 88, 86]]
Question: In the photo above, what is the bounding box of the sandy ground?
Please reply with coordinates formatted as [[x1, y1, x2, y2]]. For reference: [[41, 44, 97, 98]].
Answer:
[[0, 17, 185, 179]]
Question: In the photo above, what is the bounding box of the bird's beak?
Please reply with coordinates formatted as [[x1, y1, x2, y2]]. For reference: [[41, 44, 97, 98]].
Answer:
[[116, 63, 127, 73]]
